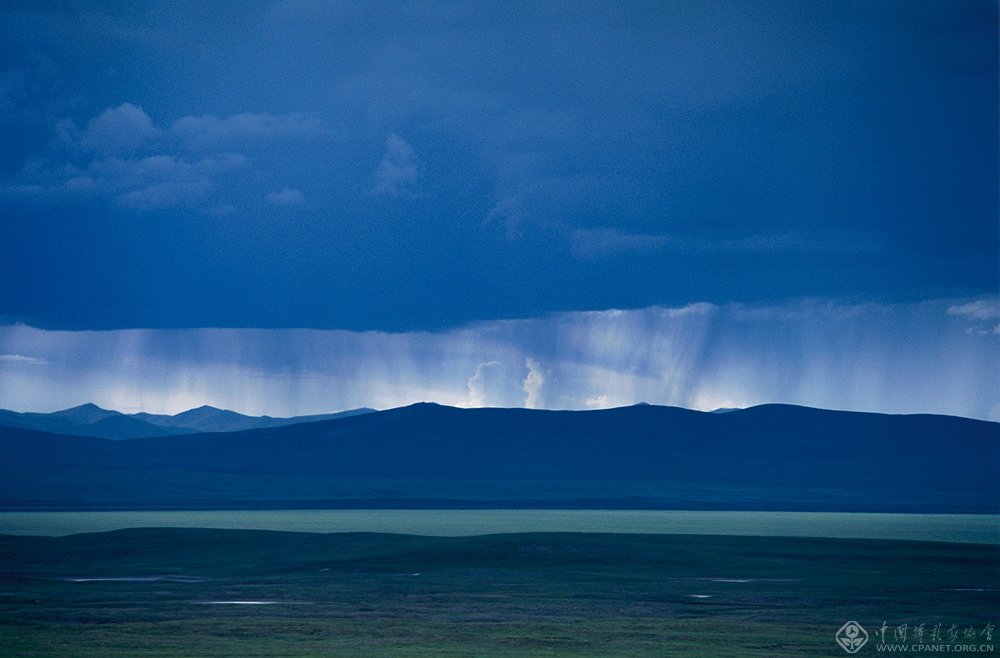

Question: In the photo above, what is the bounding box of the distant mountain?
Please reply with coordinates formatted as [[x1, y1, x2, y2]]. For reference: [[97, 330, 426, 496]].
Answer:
[[0, 404, 181, 439], [0, 404, 375, 439], [133, 405, 374, 434], [49, 403, 120, 424], [0, 403, 995, 512]]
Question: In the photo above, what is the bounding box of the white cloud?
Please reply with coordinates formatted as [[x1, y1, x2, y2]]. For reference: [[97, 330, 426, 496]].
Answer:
[[373, 133, 419, 196], [466, 361, 524, 408], [466, 361, 497, 407], [584, 394, 612, 409], [80, 153, 248, 210], [948, 300, 1000, 337], [118, 179, 213, 210], [522, 358, 546, 409], [78, 103, 161, 155], [485, 194, 530, 239], [0, 354, 47, 365], [569, 229, 871, 260], [10, 105, 321, 211], [265, 187, 306, 206], [571, 227, 669, 259], [170, 112, 325, 150], [485, 176, 590, 240], [947, 300, 1000, 321]]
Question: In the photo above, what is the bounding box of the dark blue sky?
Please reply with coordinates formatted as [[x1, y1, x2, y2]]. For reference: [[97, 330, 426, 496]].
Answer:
[[1, 0, 995, 331]]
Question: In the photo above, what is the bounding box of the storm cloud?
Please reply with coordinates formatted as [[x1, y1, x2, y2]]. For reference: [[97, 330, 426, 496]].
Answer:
[[1, 300, 995, 421]]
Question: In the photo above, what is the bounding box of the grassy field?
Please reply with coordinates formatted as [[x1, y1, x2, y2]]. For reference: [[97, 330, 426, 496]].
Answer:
[[1, 529, 997, 656]]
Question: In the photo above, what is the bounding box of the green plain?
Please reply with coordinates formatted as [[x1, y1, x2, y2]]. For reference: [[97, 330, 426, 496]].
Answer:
[[1, 528, 997, 657], [1, 509, 997, 544]]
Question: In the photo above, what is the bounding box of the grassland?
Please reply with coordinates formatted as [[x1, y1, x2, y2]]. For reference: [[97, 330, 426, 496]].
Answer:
[[1, 529, 997, 656]]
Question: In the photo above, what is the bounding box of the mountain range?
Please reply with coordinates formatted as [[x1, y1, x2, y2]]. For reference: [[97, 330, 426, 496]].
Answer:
[[0, 402, 996, 513], [0, 403, 374, 439]]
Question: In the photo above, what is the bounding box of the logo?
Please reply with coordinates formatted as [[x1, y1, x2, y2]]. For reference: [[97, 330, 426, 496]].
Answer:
[[837, 621, 869, 654]]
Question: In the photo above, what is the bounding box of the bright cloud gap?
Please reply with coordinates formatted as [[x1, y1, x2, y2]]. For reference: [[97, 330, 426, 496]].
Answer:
[[0, 300, 996, 421]]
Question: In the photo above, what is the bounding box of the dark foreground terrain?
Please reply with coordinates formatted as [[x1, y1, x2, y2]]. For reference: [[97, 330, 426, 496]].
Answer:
[[1, 529, 997, 656]]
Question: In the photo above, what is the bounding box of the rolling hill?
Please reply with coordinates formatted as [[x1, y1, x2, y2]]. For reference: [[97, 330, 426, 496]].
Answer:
[[0, 403, 996, 512], [0, 404, 374, 439]]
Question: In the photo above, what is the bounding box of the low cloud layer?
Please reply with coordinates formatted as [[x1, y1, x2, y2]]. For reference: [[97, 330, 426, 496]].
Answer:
[[0, 300, 996, 421]]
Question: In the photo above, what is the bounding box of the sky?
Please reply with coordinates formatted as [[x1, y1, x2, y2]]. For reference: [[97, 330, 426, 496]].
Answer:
[[0, 1, 997, 418]]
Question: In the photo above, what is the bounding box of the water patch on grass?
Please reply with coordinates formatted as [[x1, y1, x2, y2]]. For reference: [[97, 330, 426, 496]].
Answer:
[[195, 600, 312, 605], [3, 510, 997, 544], [709, 577, 800, 583], [681, 577, 800, 583], [64, 576, 205, 583]]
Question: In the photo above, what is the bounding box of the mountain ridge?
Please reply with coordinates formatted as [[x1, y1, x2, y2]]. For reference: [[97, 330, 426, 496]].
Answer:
[[0, 403, 995, 512], [0, 404, 376, 439]]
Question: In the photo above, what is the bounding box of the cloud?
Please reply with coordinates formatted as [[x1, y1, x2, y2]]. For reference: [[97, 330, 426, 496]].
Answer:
[[466, 361, 498, 407], [484, 194, 531, 239], [77, 103, 161, 155], [0, 184, 44, 197], [571, 227, 669, 259], [947, 300, 1000, 321], [947, 300, 1000, 336], [373, 133, 419, 196], [465, 360, 525, 408], [265, 188, 306, 206], [0, 353, 47, 365], [0, 299, 995, 420], [522, 358, 546, 409], [76, 153, 248, 210], [584, 394, 612, 409], [482, 174, 595, 242], [170, 112, 325, 150], [118, 180, 212, 210], [568, 228, 876, 260], [5, 105, 323, 212]]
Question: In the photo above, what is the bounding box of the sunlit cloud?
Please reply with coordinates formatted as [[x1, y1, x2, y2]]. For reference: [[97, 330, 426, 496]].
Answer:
[[522, 358, 546, 409], [0, 299, 996, 420], [465, 361, 522, 408]]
